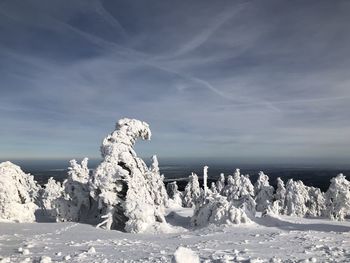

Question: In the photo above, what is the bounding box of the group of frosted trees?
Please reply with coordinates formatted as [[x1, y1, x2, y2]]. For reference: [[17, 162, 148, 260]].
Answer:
[[0, 118, 350, 232], [188, 168, 350, 224], [0, 118, 168, 233]]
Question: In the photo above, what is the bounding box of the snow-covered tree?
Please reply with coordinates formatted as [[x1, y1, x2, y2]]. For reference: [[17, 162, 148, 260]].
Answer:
[[210, 182, 218, 194], [306, 186, 325, 217], [239, 174, 255, 198], [191, 194, 251, 227], [166, 181, 182, 207], [0, 161, 40, 222], [254, 171, 274, 213], [216, 173, 225, 194], [89, 118, 167, 232], [40, 177, 64, 221], [62, 158, 94, 221], [222, 169, 254, 201], [270, 177, 286, 215], [324, 174, 350, 221], [146, 155, 168, 210], [203, 166, 209, 196], [182, 173, 201, 208], [283, 179, 309, 217]]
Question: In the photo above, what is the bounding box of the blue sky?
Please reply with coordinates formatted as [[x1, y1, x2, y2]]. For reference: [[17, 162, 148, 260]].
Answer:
[[0, 0, 350, 165]]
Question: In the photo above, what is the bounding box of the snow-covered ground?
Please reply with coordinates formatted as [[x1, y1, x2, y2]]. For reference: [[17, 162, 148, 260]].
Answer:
[[1, 207, 350, 263]]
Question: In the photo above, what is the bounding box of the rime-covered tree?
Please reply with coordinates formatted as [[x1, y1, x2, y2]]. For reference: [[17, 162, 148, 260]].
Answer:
[[0, 162, 40, 222], [270, 177, 286, 215], [63, 158, 94, 221], [210, 182, 218, 194], [146, 155, 168, 210], [254, 171, 274, 213], [216, 173, 225, 194], [284, 179, 309, 217], [89, 118, 167, 232], [167, 181, 182, 207], [306, 186, 325, 217], [222, 169, 254, 201], [40, 177, 64, 221], [324, 174, 350, 221], [191, 194, 251, 227], [182, 173, 201, 208]]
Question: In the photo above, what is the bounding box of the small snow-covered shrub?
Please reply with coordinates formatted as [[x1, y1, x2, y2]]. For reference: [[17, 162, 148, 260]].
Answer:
[[192, 194, 251, 227], [324, 174, 350, 221], [0, 161, 40, 222], [182, 173, 201, 208]]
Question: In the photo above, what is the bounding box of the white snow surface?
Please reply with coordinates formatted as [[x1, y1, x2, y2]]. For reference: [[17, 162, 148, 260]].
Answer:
[[0, 206, 350, 262]]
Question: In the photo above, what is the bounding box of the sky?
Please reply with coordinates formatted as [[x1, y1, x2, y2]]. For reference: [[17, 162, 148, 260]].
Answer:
[[0, 0, 350, 165]]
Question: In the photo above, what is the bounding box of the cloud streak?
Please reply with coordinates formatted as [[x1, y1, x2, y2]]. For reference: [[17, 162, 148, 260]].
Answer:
[[0, 0, 350, 166]]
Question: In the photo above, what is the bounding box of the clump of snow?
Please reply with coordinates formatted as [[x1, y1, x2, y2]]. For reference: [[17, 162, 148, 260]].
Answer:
[[192, 194, 251, 227], [0, 161, 40, 222], [40, 256, 52, 263], [182, 173, 201, 208], [89, 118, 167, 232], [325, 174, 350, 221], [172, 246, 200, 263]]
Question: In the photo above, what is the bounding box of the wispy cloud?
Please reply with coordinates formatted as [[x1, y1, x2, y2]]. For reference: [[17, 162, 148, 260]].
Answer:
[[0, 0, 350, 165]]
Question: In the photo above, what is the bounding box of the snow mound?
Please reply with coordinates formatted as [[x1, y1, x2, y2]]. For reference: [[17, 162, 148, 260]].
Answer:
[[172, 246, 200, 263], [0, 161, 40, 222], [192, 194, 251, 227]]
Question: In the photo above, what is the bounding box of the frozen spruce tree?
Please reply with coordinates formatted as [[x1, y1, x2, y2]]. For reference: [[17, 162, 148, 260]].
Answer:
[[167, 181, 183, 207], [146, 155, 168, 210], [210, 182, 218, 194], [62, 158, 94, 221], [284, 179, 309, 217], [182, 173, 201, 208], [254, 171, 274, 213], [89, 118, 167, 232], [216, 173, 225, 194], [270, 177, 286, 215], [306, 186, 325, 217], [192, 194, 251, 227], [41, 159, 95, 222], [40, 177, 64, 221], [223, 169, 254, 201], [324, 174, 350, 221], [0, 161, 40, 222]]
